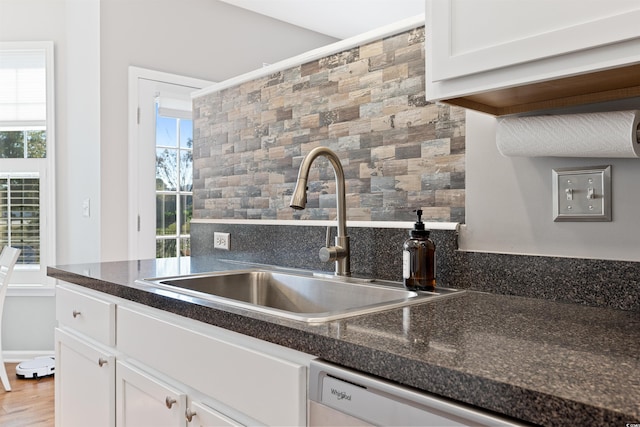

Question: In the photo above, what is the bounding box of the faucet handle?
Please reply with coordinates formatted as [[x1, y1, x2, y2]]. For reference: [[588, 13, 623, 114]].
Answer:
[[319, 245, 338, 263], [325, 225, 332, 248], [319, 244, 348, 267], [320, 226, 335, 262], [319, 226, 347, 263]]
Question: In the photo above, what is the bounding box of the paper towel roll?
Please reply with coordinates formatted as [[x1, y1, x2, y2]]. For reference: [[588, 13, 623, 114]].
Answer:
[[496, 110, 640, 158]]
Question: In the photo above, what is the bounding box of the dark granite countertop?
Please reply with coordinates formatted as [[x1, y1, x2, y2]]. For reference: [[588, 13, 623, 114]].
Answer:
[[47, 257, 640, 426]]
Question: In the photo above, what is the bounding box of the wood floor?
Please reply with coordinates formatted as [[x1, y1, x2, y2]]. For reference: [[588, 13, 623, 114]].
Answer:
[[0, 363, 54, 427]]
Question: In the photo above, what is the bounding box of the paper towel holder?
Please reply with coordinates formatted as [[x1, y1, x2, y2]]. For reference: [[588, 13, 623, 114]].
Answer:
[[552, 165, 611, 222]]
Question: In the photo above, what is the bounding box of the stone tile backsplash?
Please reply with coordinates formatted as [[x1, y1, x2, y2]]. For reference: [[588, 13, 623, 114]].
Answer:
[[193, 26, 466, 223]]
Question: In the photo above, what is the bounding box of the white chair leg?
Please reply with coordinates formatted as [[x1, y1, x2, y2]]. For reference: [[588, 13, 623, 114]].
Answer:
[[0, 360, 11, 391], [0, 246, 20, 392]]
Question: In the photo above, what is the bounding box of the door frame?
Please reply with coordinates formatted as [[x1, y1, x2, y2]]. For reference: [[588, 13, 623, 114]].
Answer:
[[127, 66, 213, 260]]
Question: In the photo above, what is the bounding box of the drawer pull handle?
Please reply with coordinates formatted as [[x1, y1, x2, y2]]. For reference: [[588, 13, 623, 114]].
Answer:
[[165, 396, 177, 409], [72, 310, 81, 318], [185, 408, 196, 422], [98, 358, 107, 367]]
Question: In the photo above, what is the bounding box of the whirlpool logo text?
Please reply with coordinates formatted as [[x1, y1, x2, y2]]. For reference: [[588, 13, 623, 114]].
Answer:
[[331, 388, 352, 401]]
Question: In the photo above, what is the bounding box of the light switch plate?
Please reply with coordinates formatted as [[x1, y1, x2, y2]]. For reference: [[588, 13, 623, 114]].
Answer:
[[552, 165, 611, 222], [82, 198, 90, 217]]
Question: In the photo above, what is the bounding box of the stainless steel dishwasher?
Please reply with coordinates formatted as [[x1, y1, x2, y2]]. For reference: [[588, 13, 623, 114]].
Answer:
[[308, 360, 523, 427]]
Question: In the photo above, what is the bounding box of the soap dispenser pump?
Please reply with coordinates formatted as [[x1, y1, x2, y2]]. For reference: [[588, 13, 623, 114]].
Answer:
[[403, 209, 436, 291]]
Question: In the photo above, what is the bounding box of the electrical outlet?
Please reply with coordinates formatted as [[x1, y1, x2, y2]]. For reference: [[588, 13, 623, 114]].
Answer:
[[214, 232, 230, 250]]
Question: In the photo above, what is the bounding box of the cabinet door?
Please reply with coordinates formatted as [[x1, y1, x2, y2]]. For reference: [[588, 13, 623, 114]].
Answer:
[[186, 401, 243, 427], [116, 361, 187, 427], [55, 328, 115, 427], [118, 306, 309, 426], [428, 0, 640, 82]]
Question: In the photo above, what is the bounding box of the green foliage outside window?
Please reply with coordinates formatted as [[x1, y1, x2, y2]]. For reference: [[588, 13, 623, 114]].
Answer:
[[0, 130, 46, 158]]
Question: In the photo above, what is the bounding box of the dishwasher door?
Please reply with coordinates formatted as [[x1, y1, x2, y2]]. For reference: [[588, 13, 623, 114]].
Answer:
[[308, 360, 522, 427]]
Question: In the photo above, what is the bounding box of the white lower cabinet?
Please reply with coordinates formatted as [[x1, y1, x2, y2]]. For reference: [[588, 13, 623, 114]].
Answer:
[[117, 305, 311, 426], [55, 328, 116, 427], [186, 400, 242, 427], [116, 361, 242, 427], [55, 283, 313, 427], [116, 361, 187, 427]]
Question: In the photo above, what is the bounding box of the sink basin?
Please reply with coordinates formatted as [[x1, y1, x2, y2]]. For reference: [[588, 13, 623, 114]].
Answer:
[[135, 269, 461, 323]]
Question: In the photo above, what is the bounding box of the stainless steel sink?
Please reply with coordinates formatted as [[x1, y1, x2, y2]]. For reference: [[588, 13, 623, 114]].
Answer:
[[135, 269, 461, 323]]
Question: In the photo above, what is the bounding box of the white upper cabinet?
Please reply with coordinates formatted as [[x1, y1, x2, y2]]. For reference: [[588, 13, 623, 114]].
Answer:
[[425, 0, 640, 115]]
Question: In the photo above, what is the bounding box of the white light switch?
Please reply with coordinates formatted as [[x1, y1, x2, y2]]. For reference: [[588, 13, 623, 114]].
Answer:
[[552, 166, 611, 222], [82, 198, 91, 218]]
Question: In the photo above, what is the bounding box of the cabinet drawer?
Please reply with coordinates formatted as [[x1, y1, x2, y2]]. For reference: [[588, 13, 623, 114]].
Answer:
[[56, 285, 116, 346], [117, 306, 307, 426]]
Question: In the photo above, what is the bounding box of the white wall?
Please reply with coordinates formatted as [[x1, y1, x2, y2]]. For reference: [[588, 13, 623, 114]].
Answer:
[[99, 0, 337, 261], [0, 0, 101, 267], [462, 107, 640, 262], [63, 0, 101, 264], [1, 297, 55, 359]]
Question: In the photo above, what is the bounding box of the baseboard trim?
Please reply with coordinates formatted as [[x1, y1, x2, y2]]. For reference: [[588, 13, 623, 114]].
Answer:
[[2, 350, 55, 363]]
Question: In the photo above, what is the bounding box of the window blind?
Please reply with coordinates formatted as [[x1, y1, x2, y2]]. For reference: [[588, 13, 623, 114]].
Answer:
[[0, 49, 47, 125], [0, 173, 40, 265]]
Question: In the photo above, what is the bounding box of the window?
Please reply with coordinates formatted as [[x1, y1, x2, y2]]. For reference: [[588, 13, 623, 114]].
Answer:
[[155, 105, 193, 258], [0, 42, 55, 290], [0, 173, 40, 265]]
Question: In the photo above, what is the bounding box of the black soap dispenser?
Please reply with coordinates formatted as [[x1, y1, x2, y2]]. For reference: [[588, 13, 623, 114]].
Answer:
[[403, 209, 436, 291]]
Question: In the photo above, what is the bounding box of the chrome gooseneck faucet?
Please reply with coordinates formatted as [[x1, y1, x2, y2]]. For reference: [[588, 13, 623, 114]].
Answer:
[[290, 146, 351, 276]]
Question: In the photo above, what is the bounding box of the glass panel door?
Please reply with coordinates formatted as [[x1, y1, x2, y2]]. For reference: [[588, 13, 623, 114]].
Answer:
[[131, 70, 212, 261], [155, 107, 193, 258]]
